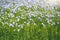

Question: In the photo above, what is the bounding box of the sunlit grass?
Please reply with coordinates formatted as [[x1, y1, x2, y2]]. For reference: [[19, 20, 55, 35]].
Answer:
[[0, 0, 60, 40]]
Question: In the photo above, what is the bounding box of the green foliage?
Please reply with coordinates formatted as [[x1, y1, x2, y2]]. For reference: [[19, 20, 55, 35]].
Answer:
[[0, 5, 60, 40]]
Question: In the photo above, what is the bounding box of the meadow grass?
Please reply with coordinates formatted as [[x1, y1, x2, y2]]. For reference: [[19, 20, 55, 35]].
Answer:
[[0, 5, 60, 40]]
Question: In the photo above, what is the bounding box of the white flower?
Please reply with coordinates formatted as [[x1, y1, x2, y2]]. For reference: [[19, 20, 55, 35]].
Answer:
[[57, 22, 59, 24], [9, 23, 14, 27], [8, 13, 14, 17], [41, 23, 45, 27], [18, 29, 20, 32], [57, 12, 60, 16], [17, 18, 20, 22]]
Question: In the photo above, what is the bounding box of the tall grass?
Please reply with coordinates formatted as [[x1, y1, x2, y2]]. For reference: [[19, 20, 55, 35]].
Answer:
[[0, 1, 60, 40]]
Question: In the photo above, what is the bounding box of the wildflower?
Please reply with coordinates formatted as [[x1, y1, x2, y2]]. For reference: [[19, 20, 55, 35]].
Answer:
[[41, 23, 45, 27], [9, 23, 14, 27], [57, 12, 60, 16], [18, 29, 20, 32], [8, 13, 14, 17]]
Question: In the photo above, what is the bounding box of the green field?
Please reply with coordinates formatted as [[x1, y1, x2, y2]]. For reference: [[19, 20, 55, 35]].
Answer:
[[0, 4, 60, 40]]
